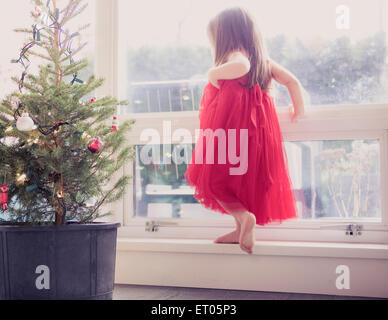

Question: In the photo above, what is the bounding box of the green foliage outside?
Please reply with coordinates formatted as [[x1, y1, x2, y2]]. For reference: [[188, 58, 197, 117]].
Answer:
[[126, 32, 387, 107]]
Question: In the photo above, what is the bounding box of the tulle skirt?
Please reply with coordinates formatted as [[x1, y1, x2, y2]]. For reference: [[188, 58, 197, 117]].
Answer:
[[184, 79, 298, 226]]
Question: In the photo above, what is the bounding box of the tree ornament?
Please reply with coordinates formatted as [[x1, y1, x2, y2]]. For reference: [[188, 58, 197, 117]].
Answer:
[[16, 112, 35, 131], [0, 184, 9, 211], [88, 137, 104, 154], [0, 136, 20, 147], [5, 126, 14, 133], [16, 173, 27, 184], [112, 116, 118, 132], [34, 6, 42, 16], [82, 132, 91, 140]]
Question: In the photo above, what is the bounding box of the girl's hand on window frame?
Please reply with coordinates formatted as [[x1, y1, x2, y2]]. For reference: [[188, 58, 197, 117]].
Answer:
[[289, 105, 305, 123]]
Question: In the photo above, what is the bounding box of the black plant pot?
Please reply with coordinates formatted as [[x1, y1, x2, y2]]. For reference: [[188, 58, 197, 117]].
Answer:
[[0, 222, 120, 300]]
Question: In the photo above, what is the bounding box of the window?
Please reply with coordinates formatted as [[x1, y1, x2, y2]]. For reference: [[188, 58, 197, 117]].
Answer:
[[134, 144, 230, 220], [128, 80, 205, 113], [134, 139, 381, 222], [112, 1, 388, 243], [118, 0, 388, 113], [286, 139, 381, 221]]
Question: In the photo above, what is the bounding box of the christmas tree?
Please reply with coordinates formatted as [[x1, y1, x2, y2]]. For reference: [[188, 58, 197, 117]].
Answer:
[[0, 0, 135, 225]]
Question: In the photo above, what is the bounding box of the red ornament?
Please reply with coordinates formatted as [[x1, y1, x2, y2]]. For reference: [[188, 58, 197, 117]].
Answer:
[[112, 116, 118, 132], [0, 184, 9, 211], [88, 97, 96, 104], [88, 137, 103, 153]]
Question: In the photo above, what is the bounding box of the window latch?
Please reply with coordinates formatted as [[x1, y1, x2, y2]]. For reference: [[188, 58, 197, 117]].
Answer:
[[319, 223, 363, 236], [345, 224, 363, 236], [145, 220, 179, 232]]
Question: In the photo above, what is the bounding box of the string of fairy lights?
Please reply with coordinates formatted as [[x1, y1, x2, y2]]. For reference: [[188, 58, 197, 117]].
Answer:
[[11, 1, 84, 134]]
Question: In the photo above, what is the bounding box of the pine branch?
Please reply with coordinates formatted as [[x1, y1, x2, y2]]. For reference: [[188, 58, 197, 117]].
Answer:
[[61, 3, 88, 27], [62, 59, 88, 76], [60, 0, 83, 25], [27, 50, 52, 62]]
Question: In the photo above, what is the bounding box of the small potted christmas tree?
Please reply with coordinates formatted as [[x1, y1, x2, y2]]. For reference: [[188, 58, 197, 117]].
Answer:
[[0, 0, 134, 300]]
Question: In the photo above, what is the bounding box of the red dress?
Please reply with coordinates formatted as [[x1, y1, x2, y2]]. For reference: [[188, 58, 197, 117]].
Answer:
[[184, 57, 298, 226]]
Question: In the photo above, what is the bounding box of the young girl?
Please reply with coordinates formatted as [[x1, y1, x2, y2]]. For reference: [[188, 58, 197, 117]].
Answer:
[[184, 6, 305, 254]]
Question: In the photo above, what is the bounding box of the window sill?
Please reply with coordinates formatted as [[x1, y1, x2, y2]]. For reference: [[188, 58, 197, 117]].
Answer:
[[117, 238, 388, 260]]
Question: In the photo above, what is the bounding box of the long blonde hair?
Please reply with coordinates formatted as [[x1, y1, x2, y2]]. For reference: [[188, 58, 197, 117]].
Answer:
[[207, 6, 272, 91]]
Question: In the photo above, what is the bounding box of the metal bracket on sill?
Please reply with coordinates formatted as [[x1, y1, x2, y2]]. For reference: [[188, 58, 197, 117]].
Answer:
[[145, 220, 179, 233], [319, 223, 363, 236]]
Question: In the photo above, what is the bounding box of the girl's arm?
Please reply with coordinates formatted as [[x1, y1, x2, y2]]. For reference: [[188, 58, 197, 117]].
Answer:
[[208, 52, 251, 88], [269, 59, 305, 121]]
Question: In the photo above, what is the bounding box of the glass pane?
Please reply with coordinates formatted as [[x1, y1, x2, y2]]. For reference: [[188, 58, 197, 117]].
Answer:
[[286, 139, 381, 220], [134, 145, 231, 220], [134, 139, 381, 221], [118, 0, 388, 113], [128, 80, 206, 113], [0, 0, 95, 98]]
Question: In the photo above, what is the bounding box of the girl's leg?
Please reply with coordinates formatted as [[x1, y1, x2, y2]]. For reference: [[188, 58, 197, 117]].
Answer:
[[237, 211, 256, 254], [213, 213, 242, 244], [214, 210, 256, 254], [213, 199, 256, 253]]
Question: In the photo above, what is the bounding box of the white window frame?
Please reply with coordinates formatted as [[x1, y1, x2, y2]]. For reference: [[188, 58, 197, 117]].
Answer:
[[95, 0, 388, 245]]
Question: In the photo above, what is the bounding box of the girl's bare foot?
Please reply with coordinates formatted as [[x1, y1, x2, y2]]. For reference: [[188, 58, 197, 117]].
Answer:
[[239, 212, 256, 254], [214, 229, 241, 244]]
